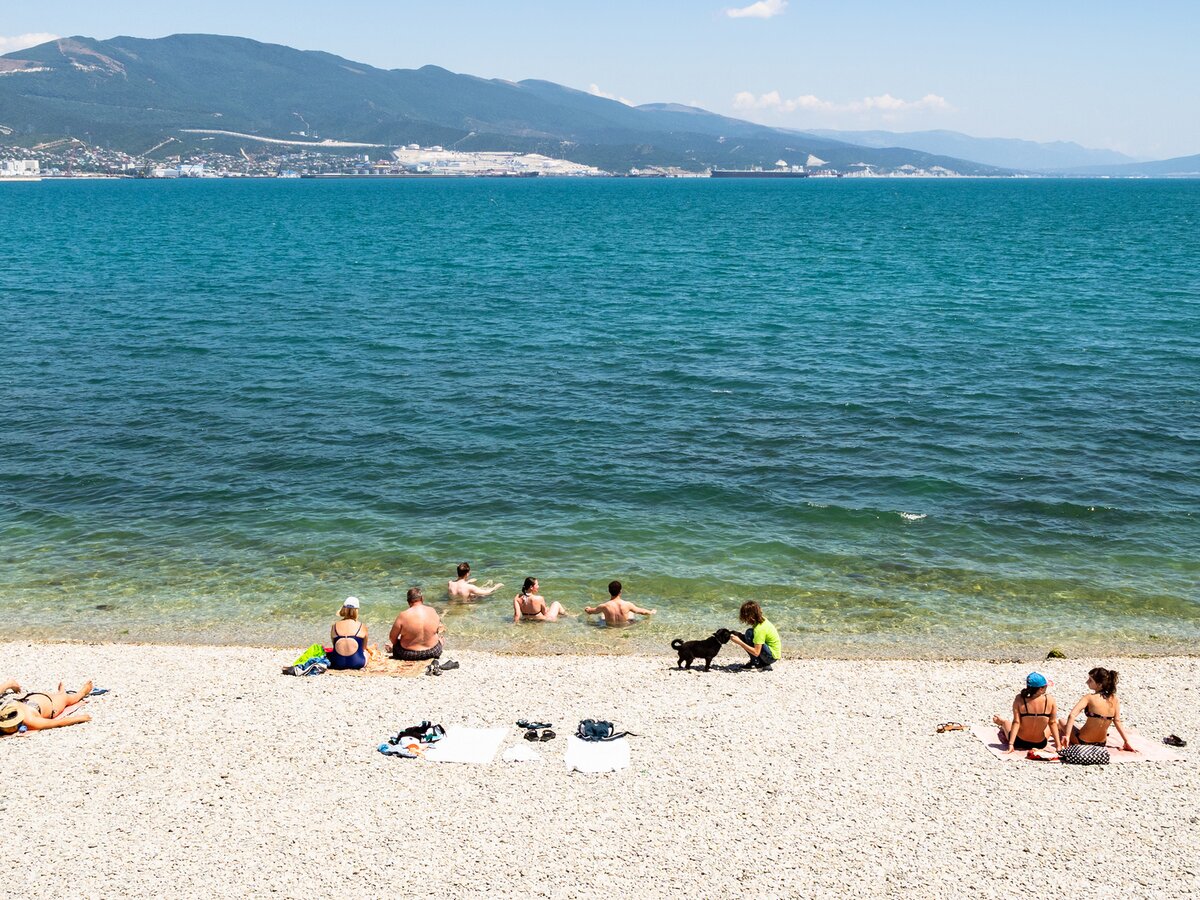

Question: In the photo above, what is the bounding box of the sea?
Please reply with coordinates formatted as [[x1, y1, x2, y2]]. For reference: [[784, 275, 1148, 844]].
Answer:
[[1, 177, 1197, 656]]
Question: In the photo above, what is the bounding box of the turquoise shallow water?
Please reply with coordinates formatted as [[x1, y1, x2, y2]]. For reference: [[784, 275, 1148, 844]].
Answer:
[[1, 178, 1197, 656]]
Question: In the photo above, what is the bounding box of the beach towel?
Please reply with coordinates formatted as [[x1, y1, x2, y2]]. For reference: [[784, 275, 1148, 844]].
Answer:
[[325, 657, 427, 678], [423, 726, 507, 765], [969, 725, 1184, 764], [565, 735, 630, 773], [502, 744, 543, 763]]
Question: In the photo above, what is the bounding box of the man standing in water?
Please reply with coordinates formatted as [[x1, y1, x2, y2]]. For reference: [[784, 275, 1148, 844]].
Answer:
[[584, 581, 656, 627], [388, 587, 445, 660], [447, 562, 504, 601]]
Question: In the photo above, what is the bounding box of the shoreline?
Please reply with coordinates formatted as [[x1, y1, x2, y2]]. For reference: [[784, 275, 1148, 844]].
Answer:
[[4, 641, 1196, 898], [9, 629, 1200, 662]]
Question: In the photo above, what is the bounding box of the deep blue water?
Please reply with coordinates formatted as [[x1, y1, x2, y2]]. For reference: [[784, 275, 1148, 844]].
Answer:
[[1, 177, 1197, 655]]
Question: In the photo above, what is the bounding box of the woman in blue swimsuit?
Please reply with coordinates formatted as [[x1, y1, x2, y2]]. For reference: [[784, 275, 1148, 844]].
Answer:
[[329, 597, 373, 670]]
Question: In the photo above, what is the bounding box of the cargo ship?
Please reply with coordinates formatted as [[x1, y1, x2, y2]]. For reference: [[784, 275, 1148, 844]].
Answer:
[[710, 168, 809, 178]]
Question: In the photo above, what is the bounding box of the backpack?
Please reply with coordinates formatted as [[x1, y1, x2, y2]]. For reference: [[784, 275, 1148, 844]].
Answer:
[[1060, 744, 1110, 766], [575, 719, 636, 742]]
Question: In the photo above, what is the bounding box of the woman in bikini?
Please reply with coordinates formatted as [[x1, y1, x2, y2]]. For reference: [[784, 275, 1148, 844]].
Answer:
[[993, 672, 1063, 752], [513, 577, 571, 623], [328, 597, 375, 670], [1059, 667, 1134, 751], [0, 678, 93, 735]]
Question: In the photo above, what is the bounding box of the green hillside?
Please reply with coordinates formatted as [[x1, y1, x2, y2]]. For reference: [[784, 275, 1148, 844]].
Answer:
[[0, 34, 1009, 174]]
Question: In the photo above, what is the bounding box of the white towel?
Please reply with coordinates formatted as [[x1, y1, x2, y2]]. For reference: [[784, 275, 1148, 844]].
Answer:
[[565, 735, 630, 773], [502, 744, 543, 763], [424, 726, 507, 765]]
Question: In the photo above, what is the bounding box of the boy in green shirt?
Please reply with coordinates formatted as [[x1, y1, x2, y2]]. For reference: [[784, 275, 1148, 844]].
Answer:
[[729, 601, 782, 670]]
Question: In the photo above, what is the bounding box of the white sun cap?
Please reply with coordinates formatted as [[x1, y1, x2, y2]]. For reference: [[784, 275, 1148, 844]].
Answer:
[[342, 596, 360, 609]]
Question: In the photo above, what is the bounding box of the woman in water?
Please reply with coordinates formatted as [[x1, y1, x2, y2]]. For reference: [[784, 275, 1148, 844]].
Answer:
[[1, 678, 93, 734], [993, 672, 1063, 752], [328, 596, 374, 670], [513, 577, 570, 623], [1059, 667, 1134, 751]]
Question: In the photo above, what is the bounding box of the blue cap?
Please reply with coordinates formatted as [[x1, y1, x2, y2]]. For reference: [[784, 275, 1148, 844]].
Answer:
[[1026, 672, 1048, 689]]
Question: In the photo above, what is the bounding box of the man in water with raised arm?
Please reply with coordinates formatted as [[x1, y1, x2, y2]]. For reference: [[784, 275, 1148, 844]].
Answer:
[[584, 580, 656, 627], [388, 587, 445, 660], [447, 562, 503, 601]]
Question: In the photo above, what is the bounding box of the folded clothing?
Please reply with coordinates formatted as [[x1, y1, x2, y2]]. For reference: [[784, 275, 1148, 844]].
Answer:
[[575, 719, 636, 742], [283, 657, 328, 676], [292, 643, 327, 667]]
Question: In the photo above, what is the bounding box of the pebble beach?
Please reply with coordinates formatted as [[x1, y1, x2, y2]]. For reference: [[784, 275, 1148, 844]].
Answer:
[[3, 641, 1197, 898]]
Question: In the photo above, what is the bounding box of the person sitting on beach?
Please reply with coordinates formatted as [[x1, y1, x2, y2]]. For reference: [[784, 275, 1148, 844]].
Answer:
[[992, 672, 1063, 752], [387, 588, 446, 661], [513, 577, 571, 622], [583, 581, 655, 627], [328, 596, 376, 670], [448, 562, 504, 601], [1058, 667, 1134, 751], [1, 678, 93, 735], [728, 601, 782, 669]]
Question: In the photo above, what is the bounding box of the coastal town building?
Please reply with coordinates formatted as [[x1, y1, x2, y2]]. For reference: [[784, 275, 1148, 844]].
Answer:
[[0, 158, 39, 177], [391, 144, 604, 176]]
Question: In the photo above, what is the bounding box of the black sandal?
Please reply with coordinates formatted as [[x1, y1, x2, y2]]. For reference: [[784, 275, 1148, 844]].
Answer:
[[524, 729, 540, 742], [539, 729, 556, 742], [1164, 734, 1187, 747]]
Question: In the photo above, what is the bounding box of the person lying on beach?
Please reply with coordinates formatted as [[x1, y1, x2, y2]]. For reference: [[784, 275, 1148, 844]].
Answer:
[[728, 601, 782, 669], [1, 678, 93, 735], [387, 588, 446, 661], [992, 672, 1063, 752], [583, 581, 655, 627], [328, 596, 377, 670], [513, 577, 571, 622], [448, 562, 503, 601], [1058, 667, 1134, 751]]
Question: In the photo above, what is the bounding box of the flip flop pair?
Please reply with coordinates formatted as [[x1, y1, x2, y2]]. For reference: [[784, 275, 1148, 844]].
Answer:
[[936, 722, 966, 734], [524, 729, 556, 742]]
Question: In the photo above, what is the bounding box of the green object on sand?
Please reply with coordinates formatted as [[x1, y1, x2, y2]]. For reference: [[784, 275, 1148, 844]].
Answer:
[[293, 643, 326, 667], [1046, 648, 1066, 659]]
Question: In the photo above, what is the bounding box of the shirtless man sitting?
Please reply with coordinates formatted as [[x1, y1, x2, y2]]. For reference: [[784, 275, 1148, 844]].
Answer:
[[447, 562, 503, 601], [388, 588, 445, 660], [584, 581, 656, 627]]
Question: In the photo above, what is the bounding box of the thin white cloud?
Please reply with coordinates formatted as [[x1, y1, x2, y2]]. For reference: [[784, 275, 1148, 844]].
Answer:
[[0, 32, 60, 53], [734, 90, 950, 115], [587, 84, 634, 107], [726, 0, 788, 19]]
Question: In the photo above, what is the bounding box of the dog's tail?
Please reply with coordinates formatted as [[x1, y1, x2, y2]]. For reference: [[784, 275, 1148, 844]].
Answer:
[[670, 638, 684, 650]]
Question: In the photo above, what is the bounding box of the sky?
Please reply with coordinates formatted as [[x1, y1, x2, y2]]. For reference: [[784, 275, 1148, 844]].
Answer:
[[2, 0, 1197, 159]]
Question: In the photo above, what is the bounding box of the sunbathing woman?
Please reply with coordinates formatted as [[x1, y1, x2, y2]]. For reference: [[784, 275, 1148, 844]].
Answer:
[[993, 672, 1063, 752], [1058, 667, 1134, 751], [1, 678, 93, 735], [328, 596, 376, 670], [513, 577, 570, 623]]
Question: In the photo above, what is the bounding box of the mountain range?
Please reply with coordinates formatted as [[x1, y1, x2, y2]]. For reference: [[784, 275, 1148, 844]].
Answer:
[[806, 129, 1141, 172], [0, 34, 1195, 176], [0, 34, 1007, 174]]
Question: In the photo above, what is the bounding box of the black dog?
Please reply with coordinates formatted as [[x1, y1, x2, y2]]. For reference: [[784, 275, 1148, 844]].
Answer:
[[671, 628, 732, 671]]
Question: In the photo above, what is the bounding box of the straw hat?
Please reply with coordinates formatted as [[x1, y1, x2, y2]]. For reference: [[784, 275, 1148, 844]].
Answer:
[[0, 701, 25, 735]]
